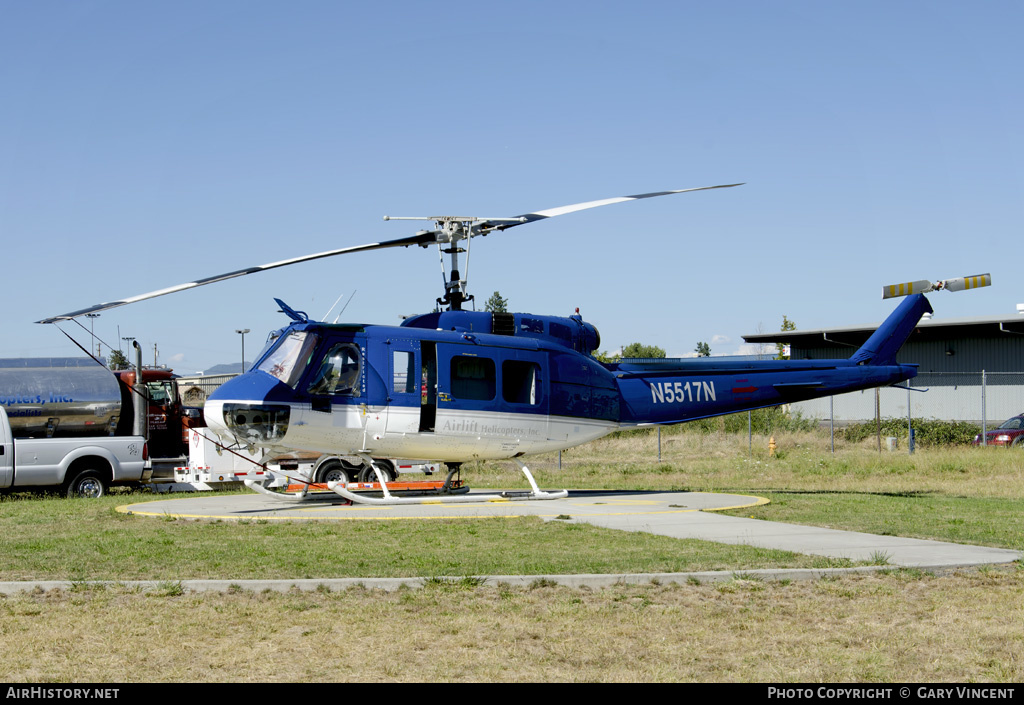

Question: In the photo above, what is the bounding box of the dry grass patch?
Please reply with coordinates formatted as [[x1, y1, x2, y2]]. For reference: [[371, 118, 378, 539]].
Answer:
[[1, 570, 1021, 682]]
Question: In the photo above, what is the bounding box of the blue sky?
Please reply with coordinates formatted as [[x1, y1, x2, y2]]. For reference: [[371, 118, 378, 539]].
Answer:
[[2, 1, 1021, 373]]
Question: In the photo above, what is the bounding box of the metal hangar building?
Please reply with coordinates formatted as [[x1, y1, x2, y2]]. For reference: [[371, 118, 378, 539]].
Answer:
[[742, 310, 1024, 424]]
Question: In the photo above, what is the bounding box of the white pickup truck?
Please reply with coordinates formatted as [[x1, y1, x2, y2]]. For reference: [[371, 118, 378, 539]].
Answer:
[[0, 407, 150, 498]]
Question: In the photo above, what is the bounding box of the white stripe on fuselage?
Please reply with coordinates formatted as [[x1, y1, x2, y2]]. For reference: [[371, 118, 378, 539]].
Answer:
[[205, 399, 618, 462]]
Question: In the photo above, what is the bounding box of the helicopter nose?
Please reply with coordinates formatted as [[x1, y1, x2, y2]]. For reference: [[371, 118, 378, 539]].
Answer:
[[217, 402, 291, 445], [205, 371, 293, 446]]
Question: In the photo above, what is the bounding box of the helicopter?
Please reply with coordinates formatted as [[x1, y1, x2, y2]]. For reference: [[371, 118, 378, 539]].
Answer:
[[38, 185, 981, 505]]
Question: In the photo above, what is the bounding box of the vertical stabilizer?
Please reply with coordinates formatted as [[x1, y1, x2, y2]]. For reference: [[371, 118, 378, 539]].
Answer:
[[849, 294, 933, 366]]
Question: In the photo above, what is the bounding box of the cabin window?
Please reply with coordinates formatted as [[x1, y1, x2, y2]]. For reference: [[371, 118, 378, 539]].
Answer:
[[307, 343, 361, 396], [549, 322, 573, 346], [393, 351, 416, 394], [520, 317, 543, 334], [503, 361, 539, 405], [451, 356, 495, 401], [257, 331, 321, 388]]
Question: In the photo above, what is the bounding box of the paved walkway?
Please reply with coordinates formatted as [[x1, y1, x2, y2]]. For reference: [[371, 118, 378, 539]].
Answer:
[[118, 489, 1021, 568]]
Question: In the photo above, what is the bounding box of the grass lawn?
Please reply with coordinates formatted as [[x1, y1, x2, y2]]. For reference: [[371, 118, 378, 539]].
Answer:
[[2, 426, 1022, 682]]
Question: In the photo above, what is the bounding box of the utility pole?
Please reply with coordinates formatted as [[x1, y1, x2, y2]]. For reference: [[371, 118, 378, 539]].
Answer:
[[122, 337, 136, 369]]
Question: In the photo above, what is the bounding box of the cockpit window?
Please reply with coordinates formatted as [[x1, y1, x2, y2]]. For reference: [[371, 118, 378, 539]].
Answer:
[[307, 343, 362, 396], [257, 331, 321, 388], [252, 330, 283, 369]]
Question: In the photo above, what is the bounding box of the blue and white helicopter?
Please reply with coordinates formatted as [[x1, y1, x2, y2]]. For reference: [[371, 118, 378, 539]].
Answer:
[[39, 185, 988, 505]]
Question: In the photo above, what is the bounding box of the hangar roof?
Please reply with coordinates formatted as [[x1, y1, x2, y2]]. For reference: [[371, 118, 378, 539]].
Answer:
[[743, 313, 1024, 348]]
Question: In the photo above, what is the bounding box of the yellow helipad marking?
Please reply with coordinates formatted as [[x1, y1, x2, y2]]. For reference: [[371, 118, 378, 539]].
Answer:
[[703, 496, 771, 512]]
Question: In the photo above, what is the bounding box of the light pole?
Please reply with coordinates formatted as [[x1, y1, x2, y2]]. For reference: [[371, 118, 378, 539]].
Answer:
[[235, 329, 250, 373], [86, 313, 100, 357]]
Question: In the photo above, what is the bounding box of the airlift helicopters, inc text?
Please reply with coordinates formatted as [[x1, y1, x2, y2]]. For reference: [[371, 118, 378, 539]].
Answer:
[[37, 182, 992, 506], [766, 687, 1015, 700], [440, 419, 542, 438]]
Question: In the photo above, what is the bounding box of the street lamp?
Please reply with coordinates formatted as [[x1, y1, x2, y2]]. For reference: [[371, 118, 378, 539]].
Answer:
[[235, 329, 250, 373], [85, 313, 100, 357]]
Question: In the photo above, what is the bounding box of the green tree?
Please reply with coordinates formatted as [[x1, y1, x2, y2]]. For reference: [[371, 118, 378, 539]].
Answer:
[[621, 342, 666, 359], [484, 291, 508, 313], [776, 315, 796, 360], [108, 349, 129, 370], [694, 341, 711, 357], [592, 350, 621, 363]]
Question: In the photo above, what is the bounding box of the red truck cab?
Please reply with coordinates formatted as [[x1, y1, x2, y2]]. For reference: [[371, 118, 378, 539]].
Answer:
[[113, 368, 205, 458]]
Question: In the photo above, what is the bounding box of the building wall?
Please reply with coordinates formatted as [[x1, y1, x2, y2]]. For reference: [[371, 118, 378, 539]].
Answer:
[[793, 336, 1024, 373], [790, 336, 1024, 423]]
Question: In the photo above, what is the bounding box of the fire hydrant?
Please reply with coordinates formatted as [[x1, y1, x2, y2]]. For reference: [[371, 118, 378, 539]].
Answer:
[[768, 436, 777, 457]]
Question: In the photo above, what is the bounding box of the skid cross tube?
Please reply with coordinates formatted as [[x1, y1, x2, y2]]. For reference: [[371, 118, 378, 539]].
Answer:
[[244, 477, 314, 502]]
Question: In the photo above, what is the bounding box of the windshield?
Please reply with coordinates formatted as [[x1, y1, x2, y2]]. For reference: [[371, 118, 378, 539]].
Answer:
[[145, 381, 175, 405], [251, 330, 284, 369], [998, 416, 1024, 430], [256, 331, 321, 388]]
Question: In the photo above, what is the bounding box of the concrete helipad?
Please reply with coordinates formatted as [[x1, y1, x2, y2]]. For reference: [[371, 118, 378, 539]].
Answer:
[[119, 489, 1023, 569]]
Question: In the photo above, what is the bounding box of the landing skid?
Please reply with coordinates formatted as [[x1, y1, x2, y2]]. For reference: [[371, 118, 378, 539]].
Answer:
[[328, 457, 567, 505], [245, 457, 568, 505]]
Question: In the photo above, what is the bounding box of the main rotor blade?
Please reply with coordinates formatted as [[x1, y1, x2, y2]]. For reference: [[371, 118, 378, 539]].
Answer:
[[488, 183, 744, 232], [37, 183, 744, 323], [36, 232, 433, 323]]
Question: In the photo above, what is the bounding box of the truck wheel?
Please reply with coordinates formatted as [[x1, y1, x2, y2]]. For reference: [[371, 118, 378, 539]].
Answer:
[[316, 460, 350, 484], [359, 460, 395, 483], [65, 469, 108, 499]]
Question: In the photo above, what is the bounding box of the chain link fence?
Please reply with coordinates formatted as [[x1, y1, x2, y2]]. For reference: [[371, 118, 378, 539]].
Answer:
[[176, 374, 238, 407], [791, 372, 1024, 428]]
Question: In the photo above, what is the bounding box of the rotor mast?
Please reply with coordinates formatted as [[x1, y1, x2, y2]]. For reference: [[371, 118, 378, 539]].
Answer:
[[383, 215, 526, 311]]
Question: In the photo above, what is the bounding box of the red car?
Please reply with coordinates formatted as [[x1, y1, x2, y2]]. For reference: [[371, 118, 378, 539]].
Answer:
[[973, 414, 1024, 446]]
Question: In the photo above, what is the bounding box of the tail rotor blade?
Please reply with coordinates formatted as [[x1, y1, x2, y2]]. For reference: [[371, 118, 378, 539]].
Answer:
[[882, 273, 992, 299], [940, 273, 992, 293], [883, 280, 934, 299]]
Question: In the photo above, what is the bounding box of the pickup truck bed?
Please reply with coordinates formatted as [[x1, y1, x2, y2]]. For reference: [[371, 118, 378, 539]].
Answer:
[[0, 407, 149, 497]]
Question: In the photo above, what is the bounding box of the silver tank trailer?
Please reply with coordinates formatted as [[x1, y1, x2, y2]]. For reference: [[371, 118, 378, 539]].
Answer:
[[0, 358, 123, 438]]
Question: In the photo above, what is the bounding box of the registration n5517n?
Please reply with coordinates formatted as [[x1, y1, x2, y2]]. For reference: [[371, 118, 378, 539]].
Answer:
[[650, 380, 716, 404]]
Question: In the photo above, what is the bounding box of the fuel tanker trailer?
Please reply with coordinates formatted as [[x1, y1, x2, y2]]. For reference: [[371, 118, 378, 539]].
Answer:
[[0, 358, 125, 439], [0, 358, 153, 497], [0, 358, 203, 458]]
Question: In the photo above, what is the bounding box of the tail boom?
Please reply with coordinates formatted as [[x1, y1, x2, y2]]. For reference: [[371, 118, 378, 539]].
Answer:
[[613, 295, 930, 426], [616, 361, 916, 425]]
